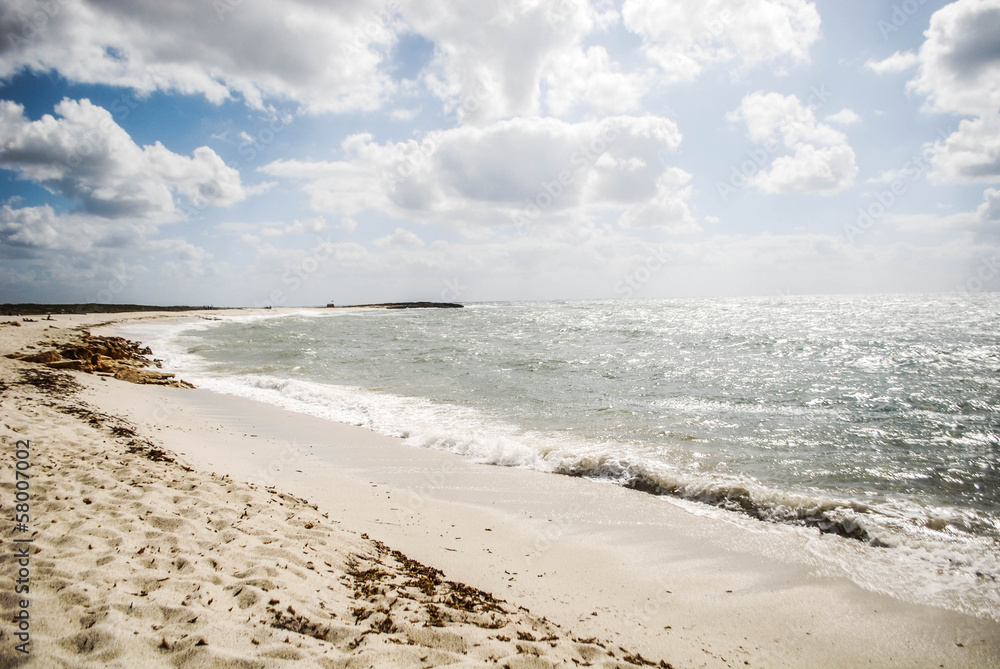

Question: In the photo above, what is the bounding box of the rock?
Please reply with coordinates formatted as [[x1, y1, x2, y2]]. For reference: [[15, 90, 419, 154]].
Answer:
[[9, 333, 195, 389], [48, 359, 94, 373], [22, 350, 62, 364], [59, 346, 92, 361], [94, 355, 118, 373], [114, 368, 143, 384]]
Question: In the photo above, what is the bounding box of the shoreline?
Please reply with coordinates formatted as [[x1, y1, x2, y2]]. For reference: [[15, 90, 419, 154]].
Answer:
[[0, 312, 671, 667], [2, 311, 998, 667]]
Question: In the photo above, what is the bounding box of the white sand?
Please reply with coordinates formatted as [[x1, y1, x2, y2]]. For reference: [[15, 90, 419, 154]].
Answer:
[[1, 312, 998, 667]]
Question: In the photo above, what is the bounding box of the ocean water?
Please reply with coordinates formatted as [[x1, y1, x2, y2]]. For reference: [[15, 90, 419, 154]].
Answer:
[[128, 294, 1000, 618]]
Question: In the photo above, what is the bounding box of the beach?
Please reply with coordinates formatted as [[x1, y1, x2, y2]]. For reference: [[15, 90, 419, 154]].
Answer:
[[1, 310, 998, 668]]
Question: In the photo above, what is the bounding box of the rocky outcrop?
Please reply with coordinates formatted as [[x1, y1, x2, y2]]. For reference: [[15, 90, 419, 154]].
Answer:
[[332, 302, 464, 309], [6, 334, 194, 388]]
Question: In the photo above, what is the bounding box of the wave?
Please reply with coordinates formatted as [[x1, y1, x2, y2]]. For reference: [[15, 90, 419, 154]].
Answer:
[[113, 313, 1000, 620], [166, 363, 994, 551]]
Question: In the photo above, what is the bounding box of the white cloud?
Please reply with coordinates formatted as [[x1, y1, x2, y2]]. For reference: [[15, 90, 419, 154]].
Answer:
[[978, 187, 1000, 222], [617, 169, 699, 231], [0, 0, 399, 113], [757, 143, 858, 195], [543, 46, 650, 116], [389, 107, 422, 121], [0, 204, 113, 255], [864, 51, 919, 75], [0, 0, 821, 125], [263, 115, 699, 231], [826, 109, 862, 125], [621, 0, 821, 83], [405, 0, 649, 122], [906, 0, 1000, 184], [257, 216, 330, 238], [883, 187, 1000, 234], [926, 115, 1000, 182], [909, 0, 1000, 117], [0, 99, 245, 220], [730, 91, 858, 195], [239, 223, 998, 303], [0, 200, 216, 304], [373, 227, 425, 248]]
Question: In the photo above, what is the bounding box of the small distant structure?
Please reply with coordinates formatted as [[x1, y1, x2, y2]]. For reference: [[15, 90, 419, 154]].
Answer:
[[326, 302, 336, 308]]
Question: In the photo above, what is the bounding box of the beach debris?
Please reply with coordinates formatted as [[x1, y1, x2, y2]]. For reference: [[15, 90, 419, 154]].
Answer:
[[6, 333, 195, 388], [0, 354, 676, 669]]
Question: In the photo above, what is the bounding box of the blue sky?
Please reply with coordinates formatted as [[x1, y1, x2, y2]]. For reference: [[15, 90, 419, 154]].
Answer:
[[1, 0, 998, 306]]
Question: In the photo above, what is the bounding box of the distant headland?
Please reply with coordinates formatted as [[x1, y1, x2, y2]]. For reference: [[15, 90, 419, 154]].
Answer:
[[327, 302, 464, 309], [1, 303, 219, 316], [1, 302, 464, 316]]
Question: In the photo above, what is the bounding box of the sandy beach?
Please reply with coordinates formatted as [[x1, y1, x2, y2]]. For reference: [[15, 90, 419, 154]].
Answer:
[[1, 311, 998, 668]]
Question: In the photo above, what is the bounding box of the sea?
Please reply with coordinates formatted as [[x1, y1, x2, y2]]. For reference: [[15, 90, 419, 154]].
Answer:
[[123, 293, 1000, 619]]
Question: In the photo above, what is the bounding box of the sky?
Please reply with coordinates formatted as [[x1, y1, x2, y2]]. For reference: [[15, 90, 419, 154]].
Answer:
[[0, 0, 998, 306]]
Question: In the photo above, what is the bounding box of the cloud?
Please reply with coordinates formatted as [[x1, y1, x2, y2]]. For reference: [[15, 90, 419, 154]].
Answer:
[[0, 200, 216, 305], [0, 204, 114, 256], [0, 0, 819, 124], [408, 0, 636, 122], [906, 0, 1000, 184], [978, 187, 1000, 222], [261, 217, 329, 237], [0, 97, 236, 297], [617, 169, 699, 231], [864, 51, 919, 75], [730, 91, 858, 195], [0, 99, 245, 220], [373, 227, 425, 248], [926, 115, 1000, 182], [826, 109, 862, 125], [543, 46, 650, 116], [0, 0, 399, 113], [884, 187, 1000, 235], [262, 115, 699, 231], [909, 0, 1000, 117], [621, 0, 821, 83], [239, 223, 998, 303]]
